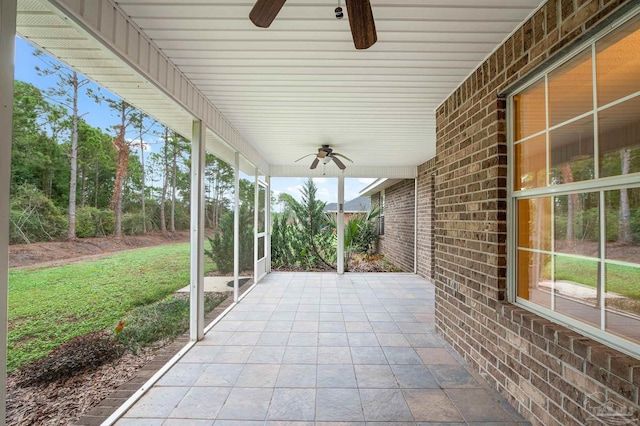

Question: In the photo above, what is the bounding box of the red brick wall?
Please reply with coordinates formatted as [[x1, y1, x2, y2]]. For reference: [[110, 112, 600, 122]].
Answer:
[[428, 1, 640, 425], [376, 180, 415, 272]]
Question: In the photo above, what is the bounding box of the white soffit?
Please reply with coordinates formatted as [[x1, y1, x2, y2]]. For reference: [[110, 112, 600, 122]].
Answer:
[[16, 0, 544, 177]]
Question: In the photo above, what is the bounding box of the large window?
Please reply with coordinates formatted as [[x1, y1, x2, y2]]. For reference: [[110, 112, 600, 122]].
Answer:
[[510, 13, 640, 356]]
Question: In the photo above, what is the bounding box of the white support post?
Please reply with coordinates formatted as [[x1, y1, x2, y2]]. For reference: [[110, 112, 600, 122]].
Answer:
[[414, 178, 418, 274], [189, 120, 206, 341], [0, 0, 16, 420], [266, 176, 271, 273], [233, 152, 240, 302], [337, 174, 345, 274], [254, 168, 259, 283]]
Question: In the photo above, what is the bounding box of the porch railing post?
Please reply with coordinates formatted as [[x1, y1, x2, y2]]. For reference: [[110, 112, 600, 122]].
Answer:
[[337, 173, 345, 274], [0, 0, 17, 420], [189, 120, 206, 341], [233, 152, 240, 302]]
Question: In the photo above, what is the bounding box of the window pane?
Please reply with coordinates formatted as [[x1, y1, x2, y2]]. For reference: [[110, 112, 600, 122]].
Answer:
[[517, 250, 552, 308], [550, 115, 595, 184], [605, 263, 640, 343], [258, 184, 266, 233], [258, 236, 265, 260], [554, 255, 600, 328], [554, 193, 599, 257], [514, 135, 546, 190], [517, 197, 551, 251], [513, 79, 546, 141], [548, 49, 593, 127], [596, 18, 640, 106], [605, 188, 640, 264], [598, 96, 640, 178]]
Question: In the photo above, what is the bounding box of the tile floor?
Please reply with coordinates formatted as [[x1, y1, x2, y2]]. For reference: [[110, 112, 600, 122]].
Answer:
[[116, 272, 530, 425]]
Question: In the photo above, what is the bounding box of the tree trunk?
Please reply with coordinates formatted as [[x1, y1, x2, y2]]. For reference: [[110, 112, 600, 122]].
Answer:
[[619, 148, 632, 244], [159, 128, 169, 233], [111, 109, 130, 237], [94, 166, 99, 209], [67, 71, 79, 239]]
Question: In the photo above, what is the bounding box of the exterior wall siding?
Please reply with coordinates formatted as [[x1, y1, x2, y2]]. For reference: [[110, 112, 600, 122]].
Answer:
[[376, 180, 415, 272], [416, 159, 436, 280], [426, 1, 640, 425]]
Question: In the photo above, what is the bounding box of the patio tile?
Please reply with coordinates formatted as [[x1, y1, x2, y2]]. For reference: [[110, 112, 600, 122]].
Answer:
[[236, 320, 268, 332], [429, 365, 481, 388], [157, 363, 207, 387], [245, 311, 274, 321], [319, 321, 346, 332], [359, 388, 413, 422], [446, 388, 516, 422], [217, 387, 273, 420], [214, 422, 262, 426], [163, 419, 214, 426], [390, 364, 439, 389], [345, 321, 373, 332], [295, 312, 320, 321], [288, 332, 319, 346], [211, 346, 253, 363], [389, 312, 417, 322], [354, 365, 398, 388], [200, 331, 234, 345], [282, 346, 318, 364], [319, 313, 345, 322], [375, 333, 411, 347], [341, 304, 365, 313], [316, 388, 364, 422], [271, 311, 297, 320], [115, 419, 163, 425], [366, 312, 393, 322], [212, 320, 242, 332], [347, 332, 379, 347], [342, 312, 369, 322], [416, 348, 461, 365], [267, 388, 316, 421], [317, 346, 352, 364], [265, 320, 294, 332], [258, 332, 291, 346], [247, 346, 286, 363], [276, 364, 317, 387], [402, 389, 464, 422], [317, 364, 357, 388], [168, 387, 230, 419], [320, 304, 342, 312], [370, 322, 401, 333], [381, 347, 423, 364], [123, 387, 188, 418], [193, 364, 243, 387], [350, 346, 388, 365], [291, 321, 319, 332], [225, 331, 261, 346], [319, 332, 349, 346], [405, 333, 446, 348], [180, 346, 222, 363], [235, 363, 280, 387]]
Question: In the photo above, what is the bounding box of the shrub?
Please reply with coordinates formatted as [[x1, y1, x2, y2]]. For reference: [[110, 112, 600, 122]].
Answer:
[[16, 332, 123, 386], [205, 206, 253, 274], [75, 207, 115, 237], [9, 184, 66, 243]]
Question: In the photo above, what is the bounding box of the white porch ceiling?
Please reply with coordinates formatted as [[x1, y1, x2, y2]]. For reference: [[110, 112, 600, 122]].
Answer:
[[16, 0, 544, 177]]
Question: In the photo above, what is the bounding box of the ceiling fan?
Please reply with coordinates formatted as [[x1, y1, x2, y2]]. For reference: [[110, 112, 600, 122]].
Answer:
[[295, 145, 354, 170], [249, 0, 377, 50]]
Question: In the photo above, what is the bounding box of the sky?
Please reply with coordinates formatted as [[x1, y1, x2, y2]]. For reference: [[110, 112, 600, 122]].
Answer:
[[13, 37, 375, 204]]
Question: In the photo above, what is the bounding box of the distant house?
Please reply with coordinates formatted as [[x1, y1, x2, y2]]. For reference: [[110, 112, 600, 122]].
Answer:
[[323, 196, 371, 222]]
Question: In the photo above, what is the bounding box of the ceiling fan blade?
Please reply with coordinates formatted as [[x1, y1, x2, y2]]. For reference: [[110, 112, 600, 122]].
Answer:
[[295, 152, 316, 162], [332, 156, 347, 170], [310, 158, 320, 169], [346, 0, 377, 50], [250, 0, 286, 28], [332, 152, 354, 163]]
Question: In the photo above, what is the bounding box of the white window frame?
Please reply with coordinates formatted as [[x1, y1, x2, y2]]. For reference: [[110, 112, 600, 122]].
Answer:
[[507, 6, 640, 359]]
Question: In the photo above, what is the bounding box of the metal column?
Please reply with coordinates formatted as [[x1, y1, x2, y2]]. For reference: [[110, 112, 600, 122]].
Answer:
[[189, 120, 206, 341], [0, 0, 17, 420], [337, 174, 345, 274]]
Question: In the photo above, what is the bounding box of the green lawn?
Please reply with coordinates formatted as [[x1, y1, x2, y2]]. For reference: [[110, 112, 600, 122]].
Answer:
[[553, 256, 640, 299], [8, 242, 214, 372]]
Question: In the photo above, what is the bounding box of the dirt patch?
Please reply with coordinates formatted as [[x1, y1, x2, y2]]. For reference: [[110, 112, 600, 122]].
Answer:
[[9, 231, 190, 270]]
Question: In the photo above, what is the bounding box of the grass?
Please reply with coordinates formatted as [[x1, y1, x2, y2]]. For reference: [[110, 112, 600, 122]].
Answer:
[[553, 256, 640, 299], [8, 242, 216, 372]]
